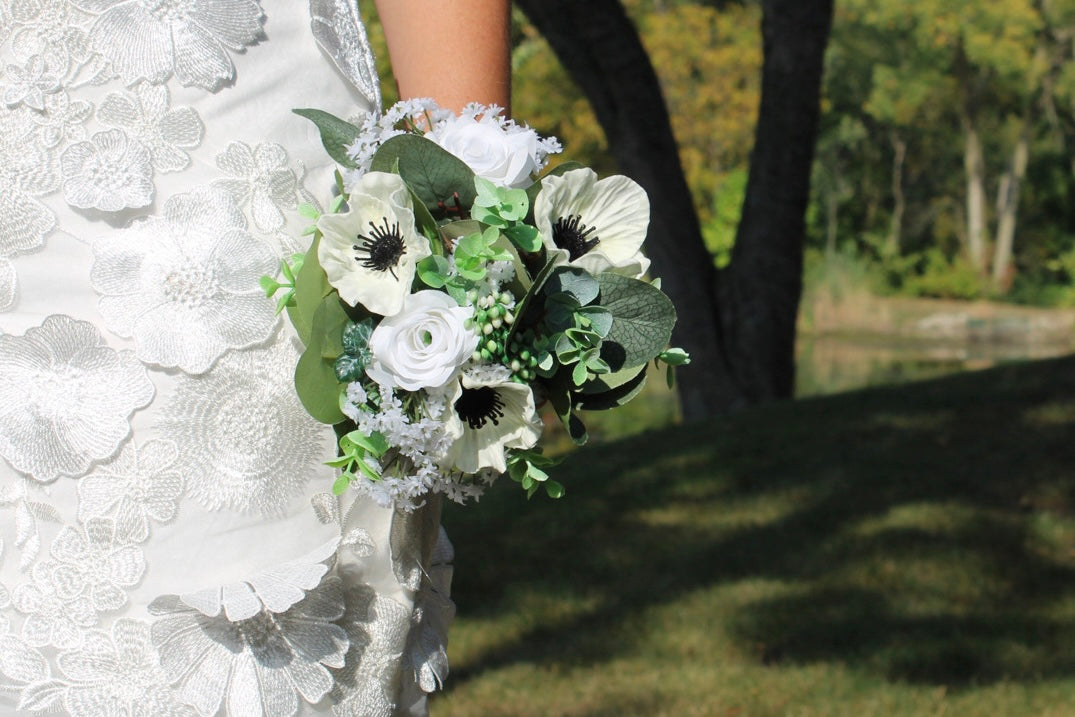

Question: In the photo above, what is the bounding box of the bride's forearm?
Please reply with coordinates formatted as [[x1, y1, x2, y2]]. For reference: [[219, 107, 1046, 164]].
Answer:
[[373, 0, 511, 113]]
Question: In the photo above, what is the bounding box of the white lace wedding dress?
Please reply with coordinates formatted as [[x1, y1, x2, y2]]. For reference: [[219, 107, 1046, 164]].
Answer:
[[0, 2, 453, 715]]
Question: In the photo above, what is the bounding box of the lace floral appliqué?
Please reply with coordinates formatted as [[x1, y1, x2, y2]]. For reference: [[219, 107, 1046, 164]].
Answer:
[[53, 619, 194, 716], [0, 315, 154, 482], [91, 185, 279, 374], [74, 0, 266, 91], [97, 83, 204, 173], [61, 128, 153, 210], [48, 517, 146, 614], [77, 439, 184, 543], [213, 141, 305, 233], [156, 338, 329, 515], [150, 576, 349, 717]]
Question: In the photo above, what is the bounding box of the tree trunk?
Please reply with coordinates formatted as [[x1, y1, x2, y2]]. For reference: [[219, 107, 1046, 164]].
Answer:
[[961, 114, 990, 272], [516, 0, 745, 419], [887, 131, 907, 257], [992, 120, 1031, 291], [716, 0, 834, 401]]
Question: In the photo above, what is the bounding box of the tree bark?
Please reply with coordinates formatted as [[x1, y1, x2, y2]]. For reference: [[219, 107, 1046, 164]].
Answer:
[[516, 0, 744, 419], [992, 120, 1031, 291], [962, 117, 990, 272], [887, 131, 907, 257], [716, 0, 834, 401]]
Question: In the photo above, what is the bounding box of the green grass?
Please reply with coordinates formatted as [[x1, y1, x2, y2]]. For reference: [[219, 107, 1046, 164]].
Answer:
[[433, 355, 1075, 716]]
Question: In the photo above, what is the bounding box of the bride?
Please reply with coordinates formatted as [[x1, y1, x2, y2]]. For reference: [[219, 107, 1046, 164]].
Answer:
[[0, 1, 509, 715]]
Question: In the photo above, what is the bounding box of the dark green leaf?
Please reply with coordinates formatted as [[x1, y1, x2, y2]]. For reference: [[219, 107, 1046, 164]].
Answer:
[[597, 273, 676, 371], [333, 353, 365, 382], [293, 109, 360, 168], [370, 134, 476, 217], [545, 267, 599, 306], [573, 365, 648, 410]]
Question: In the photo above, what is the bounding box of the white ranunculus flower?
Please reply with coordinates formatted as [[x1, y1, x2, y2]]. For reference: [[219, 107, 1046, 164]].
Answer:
[[317, 172, 431, 317], [443, 372, 542, 474], [365, 291, 478, 391], [534, 167, 651, 278], [428, 113, 541, 188]]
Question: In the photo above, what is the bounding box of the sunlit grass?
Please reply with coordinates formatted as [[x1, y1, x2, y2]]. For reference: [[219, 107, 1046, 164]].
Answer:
[[434, 355, 1075, 716]]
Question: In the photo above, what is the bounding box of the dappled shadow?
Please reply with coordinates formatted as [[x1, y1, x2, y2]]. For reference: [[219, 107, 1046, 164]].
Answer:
[[438, 354, 1075, 699]]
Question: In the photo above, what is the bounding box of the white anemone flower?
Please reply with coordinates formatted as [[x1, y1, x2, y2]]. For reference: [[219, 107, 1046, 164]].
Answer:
[[443, 371, 542, 474], [317, 172, 431, 317], [534, 167, 651, 278]]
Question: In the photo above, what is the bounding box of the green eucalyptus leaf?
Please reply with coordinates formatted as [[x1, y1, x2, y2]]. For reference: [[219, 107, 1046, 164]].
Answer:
[[417, 255, 451, 288], [545, 480, 565, 499], [295, 343, 347, 425], [293, 109, 360, 169], [505, 257, 560, 344], [314, 296, 351, 359], [288, 234, 333, 346], [503, 224, 541, 253], [597, 273, 676, 371], [573, 365, 648, 411], [545, 267, 599, 306], [370, 134, 476, 217]]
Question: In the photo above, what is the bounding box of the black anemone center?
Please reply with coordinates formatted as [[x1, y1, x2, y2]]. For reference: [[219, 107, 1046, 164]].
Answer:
[[353, 218, 407, 279], [552, 214, 600, 261], [454, 386, 506, 430]]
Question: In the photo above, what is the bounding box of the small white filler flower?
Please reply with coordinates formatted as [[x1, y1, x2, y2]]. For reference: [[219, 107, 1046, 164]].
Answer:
[[534, 167, 651, 278], [317, 171, 431, 317]]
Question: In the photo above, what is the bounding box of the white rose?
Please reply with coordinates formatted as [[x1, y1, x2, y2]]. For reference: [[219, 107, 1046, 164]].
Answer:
[[365, 291, 479, 391], [429, 114, 540, 188]]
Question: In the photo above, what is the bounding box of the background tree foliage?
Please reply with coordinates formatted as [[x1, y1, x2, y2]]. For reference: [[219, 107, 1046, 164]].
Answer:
[[512, 1, 762, 265], [813, 0, 1075, 302]]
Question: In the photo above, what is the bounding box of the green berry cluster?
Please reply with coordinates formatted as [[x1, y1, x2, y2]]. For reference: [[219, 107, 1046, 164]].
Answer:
[[468, 291, 538, 383]]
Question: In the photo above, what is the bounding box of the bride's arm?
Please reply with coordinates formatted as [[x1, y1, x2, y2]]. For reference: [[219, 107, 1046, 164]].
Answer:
[[372, 0, 511, 112]]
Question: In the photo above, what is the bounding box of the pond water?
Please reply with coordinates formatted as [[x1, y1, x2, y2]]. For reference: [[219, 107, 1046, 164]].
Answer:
[[795, 334, 1074, 398]]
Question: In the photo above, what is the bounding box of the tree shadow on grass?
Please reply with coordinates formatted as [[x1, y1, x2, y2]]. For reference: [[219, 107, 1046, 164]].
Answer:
[[440, 354, 1075, 695]]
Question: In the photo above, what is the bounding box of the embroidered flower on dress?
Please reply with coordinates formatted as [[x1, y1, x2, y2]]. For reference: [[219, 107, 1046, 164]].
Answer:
[[56, 619, 195, 717], [213, 141, 300, 233], [328, 585, 410, 717], [156, 339, 329, 515], [97, 83, 204, 172], [178, 539, 339, 621], [77, 439, 184, 543], [2, 53, 62, 110], [11, 562, 97, 650], [0, 315, 154, 482], [91, 186, 278, 374], [150, 576, 349, 717], [32, 90, 92, 150], [0, 257, 16, 312], [61, 128, 154, 211], [75, 0, 265, 90], [0, 107, 58, 262], [48, 517, 146, 614]]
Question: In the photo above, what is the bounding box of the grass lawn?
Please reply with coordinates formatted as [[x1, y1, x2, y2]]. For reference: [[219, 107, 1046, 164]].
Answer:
[[432, 355, 1075, 716]]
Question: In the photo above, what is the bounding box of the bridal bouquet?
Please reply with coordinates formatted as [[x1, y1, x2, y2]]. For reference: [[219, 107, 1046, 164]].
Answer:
[[263, 100, 688, 508]]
